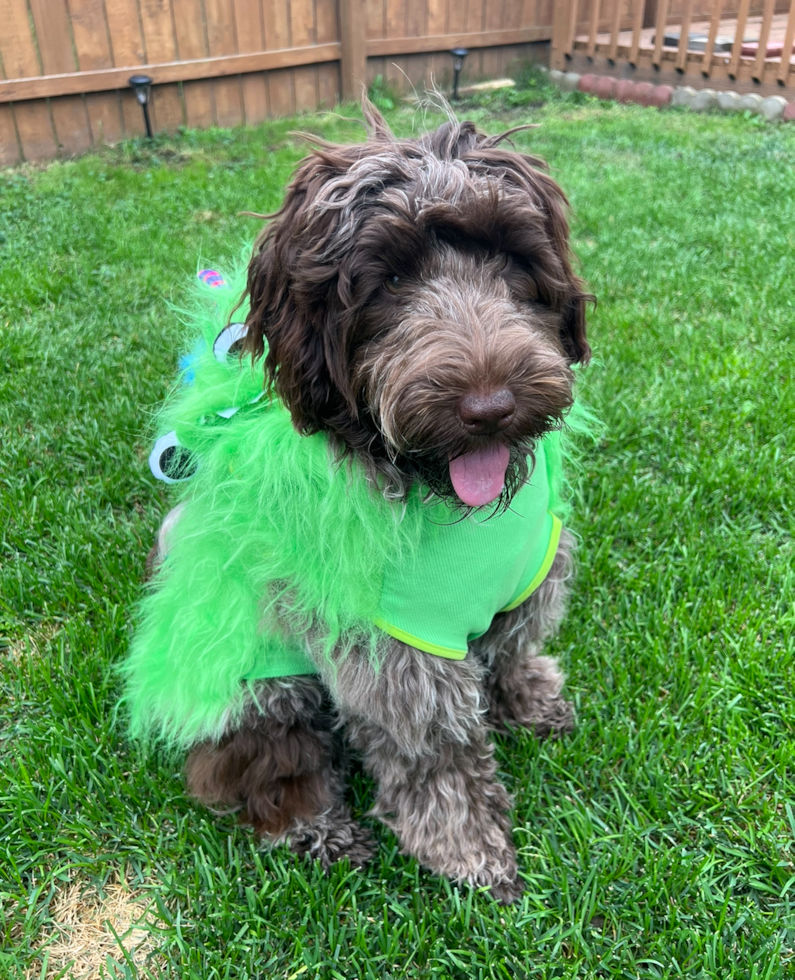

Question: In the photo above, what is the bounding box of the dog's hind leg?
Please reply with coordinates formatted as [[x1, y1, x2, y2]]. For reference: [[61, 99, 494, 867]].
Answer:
[[328, 644, 523, 903], [472, 528, 577, 737], [185, 676, 373, 868]]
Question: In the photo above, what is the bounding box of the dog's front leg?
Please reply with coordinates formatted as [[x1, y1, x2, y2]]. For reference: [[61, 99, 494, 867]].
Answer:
[[473, 528, 577, 737], [186, 676, 374, 869], [327, 642, 524, 903]]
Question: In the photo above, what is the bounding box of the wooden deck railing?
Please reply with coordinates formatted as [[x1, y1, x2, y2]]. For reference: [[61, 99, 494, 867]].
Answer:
[[552, 0, 795, 94]]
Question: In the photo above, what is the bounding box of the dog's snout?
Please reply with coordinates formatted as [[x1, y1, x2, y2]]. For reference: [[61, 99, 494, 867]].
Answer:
[[456, 390, 516, 434]]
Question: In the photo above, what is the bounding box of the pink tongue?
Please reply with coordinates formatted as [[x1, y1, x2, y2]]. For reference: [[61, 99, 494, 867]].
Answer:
[[448, 445, 510, 506]]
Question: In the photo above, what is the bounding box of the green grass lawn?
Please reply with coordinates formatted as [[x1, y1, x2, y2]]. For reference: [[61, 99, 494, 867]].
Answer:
[[1, 78, 794, 978]]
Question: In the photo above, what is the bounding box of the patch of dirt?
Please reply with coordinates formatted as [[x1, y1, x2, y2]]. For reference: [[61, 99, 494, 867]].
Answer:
[[30, 875, 165, 979]]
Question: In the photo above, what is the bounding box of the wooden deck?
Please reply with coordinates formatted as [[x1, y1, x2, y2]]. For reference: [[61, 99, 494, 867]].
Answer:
[[577, 13, 795, 65], [553, 0, 795, 96]]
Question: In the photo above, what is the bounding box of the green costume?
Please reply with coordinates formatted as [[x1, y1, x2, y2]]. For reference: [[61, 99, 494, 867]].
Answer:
[[122, 267, 583, 750]]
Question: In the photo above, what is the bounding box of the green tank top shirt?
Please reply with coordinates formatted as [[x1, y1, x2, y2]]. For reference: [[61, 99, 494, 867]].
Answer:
[[243, 438, 562, 678]]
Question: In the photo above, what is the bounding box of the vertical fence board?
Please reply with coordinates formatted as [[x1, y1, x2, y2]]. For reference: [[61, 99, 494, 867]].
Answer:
[[536, 0, 554, 32], [69, 0, 114, 70], [50, 96, 94, 156], [181, 80, 216, 128], [0, 0, 41, 78], [482, 0, 507, 78], [465, 0, 486, 78], [0, 0, 57, 160], [266, 67, 296, 113], [120, 87, 148, 134], [316, 0, 340, 108], [293, 65, 320, 109], [341, 0, 368, 97], [264, 0, 295, 115], [172, 0, 216, 127], [29, 0, 93, 155], [85, 92, 125, 144], [407, 0, 426, 36], [384, 0, 409, 90], [426, 0, 447, 34], [70, 0, 123, 146], [138, 0, 177, 60], [235, 0, 270, 124], [317, 0, 339, 45], [29, 0, 75, 73], [138, 0, 186, 131], [104, 0, 147, 64], [152, 83, 186, 130], [205, 0, 244, 126], [317, 62, 341, 105], [367, 0, 385, 39], [15, 102, 59, 160], [0, 105, 21, 165], [504, 0, 522, 31], [290, 0, 319, 110], [405, 0, 429, 89]]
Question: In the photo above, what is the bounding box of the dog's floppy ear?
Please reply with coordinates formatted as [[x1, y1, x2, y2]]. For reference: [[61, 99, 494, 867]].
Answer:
[[521, 167, 592, 367], [560, 289, 591, 366], [531, 172, 592, 367], [243, 148, 363, 434], [466, 136, 593, 366]]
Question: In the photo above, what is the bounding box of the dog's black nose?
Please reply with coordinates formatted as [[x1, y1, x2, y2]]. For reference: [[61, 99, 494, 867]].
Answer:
[[457, 390, 516, 434]]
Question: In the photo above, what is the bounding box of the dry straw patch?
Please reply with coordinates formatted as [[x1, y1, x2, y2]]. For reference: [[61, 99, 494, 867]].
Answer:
[[31, 875, 165, 979], [6, 623, 61, 662]]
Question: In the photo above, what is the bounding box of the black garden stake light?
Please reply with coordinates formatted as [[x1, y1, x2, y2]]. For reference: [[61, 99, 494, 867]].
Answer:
[[128, 74, 153, 138], [450, 47, 468, 100]]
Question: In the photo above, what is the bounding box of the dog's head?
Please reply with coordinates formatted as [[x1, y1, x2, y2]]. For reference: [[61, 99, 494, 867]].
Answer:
[[244, 106, 591, 507]]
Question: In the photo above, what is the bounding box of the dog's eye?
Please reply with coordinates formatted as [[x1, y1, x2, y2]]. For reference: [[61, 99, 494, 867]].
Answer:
[[384, 275, 402, 294]]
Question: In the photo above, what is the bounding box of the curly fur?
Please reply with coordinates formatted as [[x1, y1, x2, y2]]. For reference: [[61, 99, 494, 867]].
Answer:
[[128, 104, 593, 902]]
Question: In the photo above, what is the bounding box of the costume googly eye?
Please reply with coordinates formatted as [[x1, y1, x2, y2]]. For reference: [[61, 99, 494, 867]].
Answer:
[[213, 322, 248, 362], [149, 432, 198, 484], [212, 393, 264, 421]]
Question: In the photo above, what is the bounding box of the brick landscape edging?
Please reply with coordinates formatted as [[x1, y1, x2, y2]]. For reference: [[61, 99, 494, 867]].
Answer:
[[547, 69, 795, 122]]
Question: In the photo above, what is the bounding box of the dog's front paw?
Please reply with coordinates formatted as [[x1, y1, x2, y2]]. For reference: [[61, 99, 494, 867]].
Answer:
[[480, 874, 526, 905], [489, 655, 575, 738], [288, 806, 375, 869]]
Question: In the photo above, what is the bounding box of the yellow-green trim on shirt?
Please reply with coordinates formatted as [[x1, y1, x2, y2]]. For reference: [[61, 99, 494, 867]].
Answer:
[[371, 617, 469, 660], [372, 515, 561, 659], [500, 513, 563, 613]]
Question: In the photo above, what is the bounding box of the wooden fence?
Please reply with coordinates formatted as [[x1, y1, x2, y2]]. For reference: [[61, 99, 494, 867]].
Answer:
[[0, 0, 552, 165], [551, 0, 795, 95]]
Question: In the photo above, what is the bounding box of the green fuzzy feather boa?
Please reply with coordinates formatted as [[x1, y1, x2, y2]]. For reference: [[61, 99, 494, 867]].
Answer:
[[121, 266, 590, 750]]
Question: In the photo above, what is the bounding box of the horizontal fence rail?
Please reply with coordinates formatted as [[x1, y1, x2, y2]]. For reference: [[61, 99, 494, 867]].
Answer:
[[551, 0, 795, 92], [0, 0, 554, 165]]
